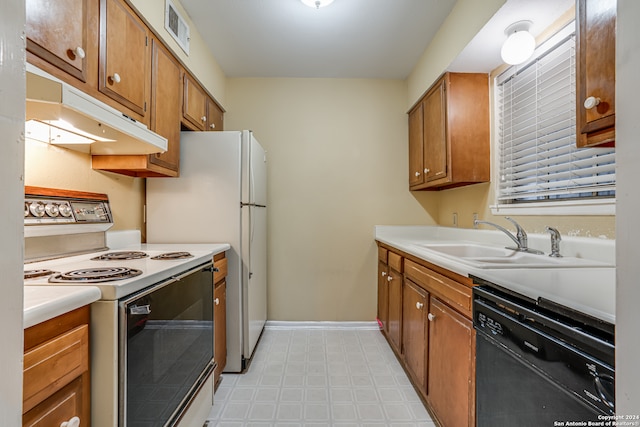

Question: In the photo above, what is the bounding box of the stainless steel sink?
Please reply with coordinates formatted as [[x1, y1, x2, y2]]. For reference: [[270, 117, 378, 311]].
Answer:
[[412, 242, 611, 269]]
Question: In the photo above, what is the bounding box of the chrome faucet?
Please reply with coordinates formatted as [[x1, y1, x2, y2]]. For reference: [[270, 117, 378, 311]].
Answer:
[[545, 226, 562, 257], [474, 217, 544, 254]]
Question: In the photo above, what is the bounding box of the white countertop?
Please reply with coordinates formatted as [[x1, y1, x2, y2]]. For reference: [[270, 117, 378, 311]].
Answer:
[[375, 225, 616, 324], [24, 286, 101, 329]]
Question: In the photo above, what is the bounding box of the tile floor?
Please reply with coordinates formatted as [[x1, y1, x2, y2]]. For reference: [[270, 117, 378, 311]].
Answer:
[[206, 325, 437, 426]]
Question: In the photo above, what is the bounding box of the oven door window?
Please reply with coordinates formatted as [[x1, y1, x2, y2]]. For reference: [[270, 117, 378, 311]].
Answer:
[[122, 265, 214, 426]]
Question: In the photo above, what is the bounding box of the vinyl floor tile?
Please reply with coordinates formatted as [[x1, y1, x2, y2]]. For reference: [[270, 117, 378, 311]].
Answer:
[[207, 328, 436, 426]]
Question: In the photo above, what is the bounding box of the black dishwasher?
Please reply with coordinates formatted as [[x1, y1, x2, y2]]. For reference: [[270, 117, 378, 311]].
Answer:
[[473, 282, 614, 426]]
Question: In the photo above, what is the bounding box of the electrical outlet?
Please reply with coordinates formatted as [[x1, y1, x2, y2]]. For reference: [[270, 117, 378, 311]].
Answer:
[[453, 212, 458, 227], [473, 213, 479, 228]]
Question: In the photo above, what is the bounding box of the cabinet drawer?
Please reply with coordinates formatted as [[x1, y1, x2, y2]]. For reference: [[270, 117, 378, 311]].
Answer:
[[388, 251, 403, 273], [404, 260, 471, 317], [23, 376, 84, 427], [214, 256, 228, 284], [378, 246, 388, 263], [23, 324, 89, 413]]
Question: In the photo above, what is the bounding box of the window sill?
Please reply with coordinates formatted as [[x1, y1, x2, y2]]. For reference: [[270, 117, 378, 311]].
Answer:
[[490, 199, 616, 216]]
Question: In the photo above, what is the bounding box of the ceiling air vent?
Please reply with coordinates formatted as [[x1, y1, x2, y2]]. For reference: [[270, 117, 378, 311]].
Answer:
[[165, 0, 190, 55]]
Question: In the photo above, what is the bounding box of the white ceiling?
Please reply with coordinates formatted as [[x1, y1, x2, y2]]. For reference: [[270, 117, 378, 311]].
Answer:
[[178, 0, 574, 79]]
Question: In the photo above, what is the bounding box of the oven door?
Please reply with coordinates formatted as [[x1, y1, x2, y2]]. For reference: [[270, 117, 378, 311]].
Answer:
[[119, 262, 215, 426]]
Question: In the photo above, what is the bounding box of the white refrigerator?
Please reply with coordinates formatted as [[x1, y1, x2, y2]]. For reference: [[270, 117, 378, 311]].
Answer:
[[146, 130, 267, 372]]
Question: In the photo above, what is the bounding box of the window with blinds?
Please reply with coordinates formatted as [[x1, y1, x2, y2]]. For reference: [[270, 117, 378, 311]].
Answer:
[[496, 22, 615, 206]]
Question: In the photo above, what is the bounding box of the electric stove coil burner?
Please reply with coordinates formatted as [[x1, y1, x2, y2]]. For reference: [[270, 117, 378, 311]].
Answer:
[[150, 251, 194, 260], [91, 251, 149, 261], [48, 267, 143, 283], [24, 269, 58, 280]]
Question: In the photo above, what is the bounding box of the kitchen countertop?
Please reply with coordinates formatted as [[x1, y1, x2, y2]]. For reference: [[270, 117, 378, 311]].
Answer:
[[24, 286, 101, 329], [375, 225, 616, 324]]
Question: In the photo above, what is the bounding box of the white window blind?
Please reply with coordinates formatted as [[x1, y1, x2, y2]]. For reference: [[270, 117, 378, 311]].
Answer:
[[496, 23, 615, 205]]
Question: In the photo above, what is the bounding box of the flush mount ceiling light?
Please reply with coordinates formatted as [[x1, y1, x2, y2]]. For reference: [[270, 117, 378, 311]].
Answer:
[[300, 0, 335, 9], [501, 20, 536, 65]]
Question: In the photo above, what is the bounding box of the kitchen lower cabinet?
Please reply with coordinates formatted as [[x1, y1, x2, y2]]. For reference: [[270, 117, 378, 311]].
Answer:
[[23, 306, 91, 427], [213, 253, 228, 389], [376, 242, 475, 427], [377, 257, 389, 331], [427, 297, 475, 427], [402, 279, 429, 391]]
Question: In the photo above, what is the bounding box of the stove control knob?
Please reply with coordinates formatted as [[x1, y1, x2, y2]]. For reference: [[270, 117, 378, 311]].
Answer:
[[45, 203, 60, 217], [29, 202, 46, 217], [59, 203, 73, 218], [24, 203, 29, 217]]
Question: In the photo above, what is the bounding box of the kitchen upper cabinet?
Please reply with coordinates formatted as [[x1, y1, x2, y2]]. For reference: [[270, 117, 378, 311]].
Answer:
[[408, 72, 489, 191], [576, 0, 616, 148], [26, 0, 91, 83], [99, 0, 150, 120], [427, 297, 475, 427], [182, 73, 208, 131], [148, 37, 182, 174], [23, 306, 91, 427], [402, 279, 429, 392], [207, 97, 225, 131]]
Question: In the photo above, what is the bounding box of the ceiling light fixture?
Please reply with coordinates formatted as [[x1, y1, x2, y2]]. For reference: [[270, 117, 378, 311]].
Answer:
[[500, 20, 536, 65], [300, 0, 335, 9]]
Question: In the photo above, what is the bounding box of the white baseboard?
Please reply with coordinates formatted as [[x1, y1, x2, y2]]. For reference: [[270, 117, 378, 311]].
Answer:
[[265, 320, 381, 331]]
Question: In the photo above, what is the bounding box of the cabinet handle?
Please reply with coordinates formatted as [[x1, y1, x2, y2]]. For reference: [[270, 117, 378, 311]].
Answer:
[[424, 168, 430, 174], [428, 313, 436, 322], [584, 96, 601, 110], [414, 171, 420, 177], [73, 46, 86, 59], [416, 302, 424, 310], [381, 271, 387, 277], [214, 298, 220, 305], [387, 275, 393, 282], [110, 73, 121, 84], [60, 416, 80, 427], [210, 123, 216, 129], [201, 115, 207, 122]]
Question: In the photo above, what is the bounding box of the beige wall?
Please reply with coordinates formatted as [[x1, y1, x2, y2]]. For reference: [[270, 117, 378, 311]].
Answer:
[[225, 78, 438, 321], [24, 140, 145, 231]]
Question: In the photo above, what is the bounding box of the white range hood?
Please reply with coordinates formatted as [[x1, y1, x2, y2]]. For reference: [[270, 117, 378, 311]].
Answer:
[[25, 65, 167, 155]]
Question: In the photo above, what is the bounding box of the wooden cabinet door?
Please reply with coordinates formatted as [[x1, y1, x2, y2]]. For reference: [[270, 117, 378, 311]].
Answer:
[[576, 0, 616, 147], [207, 97, 224, 131], [408, 102, 424, 187], [427, 298, 475, 427], [149, 38, 181, 173], [423, 78, 447, 182], [99, 0, 149, 117], [214, 280, 227, 387], [26, 0, 88, 82], [402, 279, 428, 392], [377, 261, 389, 332], [23, 376, 87, 427], [386, 266, 403, 353], [183, 73, 208, 131]]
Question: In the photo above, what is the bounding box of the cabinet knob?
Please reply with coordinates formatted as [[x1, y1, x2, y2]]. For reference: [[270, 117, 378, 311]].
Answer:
[[214, 297, 220, 305], [584, 96, 601, 110], [110, 73, 121, 84], [73, 46, 86, 59], [381, 271, 387, 277], [414, 171, 421, 177], [60, 416, 80, 427], [416, 302, 424, 310], [210, 123, 216, 129], [201, 116, 207, 122], [427, 313, 436, 322], [424, 168, 430, 174], [387, 275, 393, 282]]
